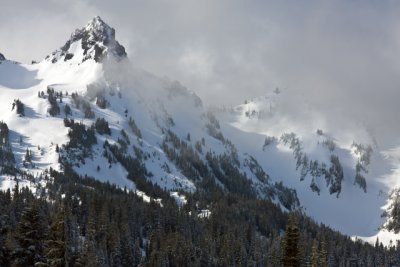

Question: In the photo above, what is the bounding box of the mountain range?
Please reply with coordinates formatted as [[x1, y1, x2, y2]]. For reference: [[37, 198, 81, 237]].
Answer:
[[1, 17, 400, 264]]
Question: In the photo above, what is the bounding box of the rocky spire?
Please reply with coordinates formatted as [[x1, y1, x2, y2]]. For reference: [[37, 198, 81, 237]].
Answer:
[[48, 16, 127, 63]]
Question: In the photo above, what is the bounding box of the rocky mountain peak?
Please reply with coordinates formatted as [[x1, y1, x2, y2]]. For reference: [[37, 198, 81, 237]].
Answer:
[[74, 16, 115, 47], [48, 16, 127, 63]]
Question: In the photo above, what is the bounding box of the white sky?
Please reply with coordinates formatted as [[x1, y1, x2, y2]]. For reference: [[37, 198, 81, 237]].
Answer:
[[2, 0, 400, 148]]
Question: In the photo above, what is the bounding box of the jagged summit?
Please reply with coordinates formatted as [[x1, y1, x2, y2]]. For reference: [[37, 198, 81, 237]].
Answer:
[[47, 16, 127, 63], [0, 53, 5, 61]]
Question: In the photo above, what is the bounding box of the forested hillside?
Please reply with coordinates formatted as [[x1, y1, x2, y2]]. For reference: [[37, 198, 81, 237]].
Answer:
[[0, 165, 398, 266]]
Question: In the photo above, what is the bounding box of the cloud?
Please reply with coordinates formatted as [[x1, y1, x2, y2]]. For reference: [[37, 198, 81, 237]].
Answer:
[[1, 0, 400, 147]]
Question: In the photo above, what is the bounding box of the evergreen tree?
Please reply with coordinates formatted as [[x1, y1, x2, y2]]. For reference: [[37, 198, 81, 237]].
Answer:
[[310, 239, 319, 267], [48, 90, 61, 116], [64, 104, 72, 117], [46, 205, 67, 267], [25, 148, 32, 163], [281, 213, 300, 267], [11, 203, 46, 266], [94, 118, 111, 135], [319, 239, 328, 267], [128, 117, 142, 138], [12, 99, 25, 116]]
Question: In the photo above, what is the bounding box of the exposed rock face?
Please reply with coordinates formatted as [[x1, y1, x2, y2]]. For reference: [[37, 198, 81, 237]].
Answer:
[[49, 16, 127, 63], [0, 53, 5, 61]]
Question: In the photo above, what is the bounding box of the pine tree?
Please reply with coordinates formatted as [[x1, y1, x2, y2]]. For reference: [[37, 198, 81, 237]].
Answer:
[[310, 239, 319, 267], [120, 226, 135, 266], [74, 239, 97, 267], [0, 211, 11, 266], [25, 148, 32, 163], [107, 223, 122, 267], [46, 205, 67, 267], [11, 203, 46, 266], [281, 213, 300, 267], [319, 239, 328, 267], [75, 214, 97, 267], [64, 104, 72, 117]]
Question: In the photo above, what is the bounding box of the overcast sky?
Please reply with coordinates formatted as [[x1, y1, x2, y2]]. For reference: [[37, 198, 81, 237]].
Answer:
[[1, 0, 400, 147]]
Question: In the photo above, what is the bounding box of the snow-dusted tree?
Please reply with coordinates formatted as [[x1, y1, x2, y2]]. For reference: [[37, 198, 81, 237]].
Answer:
[[10, 203, 46, 266], [46, 206, 68, 266], [12, 99, 25, 116], [94, 118, 111, 135], [64, 104, 72, 117]]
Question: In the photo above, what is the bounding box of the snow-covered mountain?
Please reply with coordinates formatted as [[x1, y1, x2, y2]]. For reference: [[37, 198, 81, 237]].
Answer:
[[47, 16, 126, 63], [0, 16, 399, 245]]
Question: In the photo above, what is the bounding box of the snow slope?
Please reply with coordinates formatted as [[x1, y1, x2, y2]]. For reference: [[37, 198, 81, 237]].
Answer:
[[215, 92, 399, 244]]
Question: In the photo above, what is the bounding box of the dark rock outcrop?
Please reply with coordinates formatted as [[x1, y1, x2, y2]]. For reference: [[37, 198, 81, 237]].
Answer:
[[50, 16, 127, 63]]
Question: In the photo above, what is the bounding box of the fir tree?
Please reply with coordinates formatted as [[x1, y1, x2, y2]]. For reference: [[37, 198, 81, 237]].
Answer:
[[128, 117, 142, 138], [281, 213, 300, 267], [64, 104, 72, 117], [11, 203, 46, 266], [24, 148, 32, 163], [310, 239, 319, 267], [46, 205, 67, 267], [319, 239, 328, 267], [12, 99, 25, 116], [94, 118, 111, 135], [48, 90, 61, 116]]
